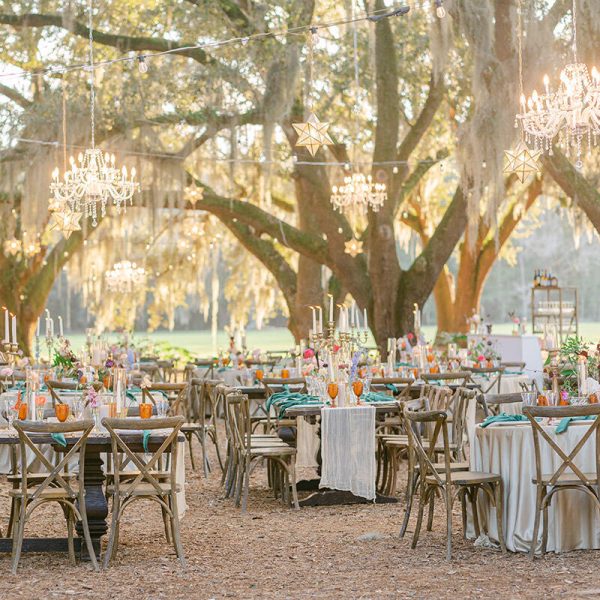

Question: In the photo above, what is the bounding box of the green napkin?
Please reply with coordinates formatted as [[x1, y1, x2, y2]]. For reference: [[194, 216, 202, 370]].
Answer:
[[480, 413, 529, 428], [142, 430, 151, 453], [555, 415, 596, 434], [363, 391, 396, 403], [51, 433, 67, 447]]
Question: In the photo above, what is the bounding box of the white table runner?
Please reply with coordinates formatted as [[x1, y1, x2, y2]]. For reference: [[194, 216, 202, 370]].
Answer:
[[319, 405, 376, 500]]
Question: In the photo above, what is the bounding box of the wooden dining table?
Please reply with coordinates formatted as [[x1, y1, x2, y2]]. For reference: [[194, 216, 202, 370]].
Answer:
[[0, 428, 183, 560]]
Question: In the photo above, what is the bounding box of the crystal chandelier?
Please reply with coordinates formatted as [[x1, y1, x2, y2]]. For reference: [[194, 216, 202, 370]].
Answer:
[[105, 261, 147, 293], [516, 0, 600, 168], [330, 173, 387, 213], [49, 0, 138, 226]]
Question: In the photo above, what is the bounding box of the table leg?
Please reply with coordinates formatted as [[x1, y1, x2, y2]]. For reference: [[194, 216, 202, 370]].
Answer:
[[75, 449, 108, 560]]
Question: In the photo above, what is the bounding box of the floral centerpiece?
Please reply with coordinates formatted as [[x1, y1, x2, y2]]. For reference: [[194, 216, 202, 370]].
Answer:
[[467, 339, 500, 367], [52, 337, 81, 379]]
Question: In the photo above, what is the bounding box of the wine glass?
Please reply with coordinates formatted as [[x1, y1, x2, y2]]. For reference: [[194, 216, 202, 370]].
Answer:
[[35, 395, 47, 421], [327, 382, 338, 407], [352, 380, 364, 405]]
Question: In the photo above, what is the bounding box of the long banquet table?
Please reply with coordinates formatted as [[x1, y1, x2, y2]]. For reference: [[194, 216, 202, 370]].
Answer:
[[0, 428, 185, 559], [470, 420, 600, 553]]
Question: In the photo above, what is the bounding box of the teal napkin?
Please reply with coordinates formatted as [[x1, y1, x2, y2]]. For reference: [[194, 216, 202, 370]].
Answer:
[[385, 384, 399, 394], [51, 433, 67, 447], [363, 391, 396, 403], [555, 415, 596, 434], [480, 413, 529, 428], [142, 430, 151, 453]]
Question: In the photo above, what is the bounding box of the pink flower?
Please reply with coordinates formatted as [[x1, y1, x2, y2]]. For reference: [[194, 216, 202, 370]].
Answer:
[[332, 344, 341, 353], [407, 332, 415, 341], [303, 348, 315, 359], [477, 354, 485, 362]]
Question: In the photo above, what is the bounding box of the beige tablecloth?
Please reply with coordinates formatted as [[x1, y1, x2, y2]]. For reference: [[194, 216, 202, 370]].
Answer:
[[470, 421, 600, 552], [320, 405, 376, 500]]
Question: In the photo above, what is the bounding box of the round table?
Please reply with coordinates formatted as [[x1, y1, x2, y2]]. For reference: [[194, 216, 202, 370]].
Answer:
[[470, 420, 600, 553]]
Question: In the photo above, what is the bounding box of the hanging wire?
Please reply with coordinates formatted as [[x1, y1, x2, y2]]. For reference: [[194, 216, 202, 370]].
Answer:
[[572, 0, 578, 63], [0, 3, 410, 82], [61, 79, 68, 171], [88, 0, 95, 148], [351, 0, 361, 167]]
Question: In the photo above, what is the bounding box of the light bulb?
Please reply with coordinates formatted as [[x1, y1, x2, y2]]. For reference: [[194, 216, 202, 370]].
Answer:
[[137, 55, 148, 73], [435, 0, 446, 18], [310, 26, 320, 46]]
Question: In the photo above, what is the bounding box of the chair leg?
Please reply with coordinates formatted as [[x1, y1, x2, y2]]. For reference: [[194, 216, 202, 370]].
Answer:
[[460, 489, 468, 539], [541, 500, 549, 555], [426, 489, 436, 532], [530, 485, 543, 560], [400, 469, 417, 538], [11, 498, 26, 575], [470, 486, 481, 539], [241, 459, 251, 513], [411, 486, 428, 550], [494, 481, 507, 553], [66, 506, 76, 566], [103, 496, 121, 569], [289, 458, 300, 510], [212, 428, 224, 472], [7, 497, 17, 539], [186, 433, 197, 471], [161, 504, 172, 544], [169, 494, 186, 567], [11, 499, 25, 575], [445, 487, 454, 561], [195, 429, 210, 477]]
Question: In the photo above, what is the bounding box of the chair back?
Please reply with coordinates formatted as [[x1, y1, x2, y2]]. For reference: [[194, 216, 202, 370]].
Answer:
[[501, 361, 526, 372], [46, 380, 102, 406], [478, 392, 523, 417], [13, 419, 94, 501], [141, 382, 188, 415], [403, 408, 452, 487], [193, 359, 216, 380], [421, 371, 472, 387], [370, 377, 414, 399], [157, 360, 175, 383], [523, 404, 600, 489], [466, 366, 505, 394], [102, 416, 184, 497], [261, 377, 306, 399], [225, 392, 251, 454]]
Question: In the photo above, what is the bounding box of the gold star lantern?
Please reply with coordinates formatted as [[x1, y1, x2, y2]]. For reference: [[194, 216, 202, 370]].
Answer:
[[503, 140, 541, 183], [344, 237, 363, 257], [49, 206, 82, 239], [292, 113, 333, 157], [3, 238, 21, 256], [185, 184, 204, 206]]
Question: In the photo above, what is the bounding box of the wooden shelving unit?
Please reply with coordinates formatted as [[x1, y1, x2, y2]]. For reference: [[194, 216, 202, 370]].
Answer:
[[531, 286, 578, 342]]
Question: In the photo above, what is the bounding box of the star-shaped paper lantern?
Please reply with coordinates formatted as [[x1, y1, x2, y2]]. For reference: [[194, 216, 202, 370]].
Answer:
[[503, 140, 541, 183], [185, 184, 204, 206], [292, 113, 333, 157], [344, 237, 363, 257], [49, 207, 82, 239], [3, 238, 21, 256]]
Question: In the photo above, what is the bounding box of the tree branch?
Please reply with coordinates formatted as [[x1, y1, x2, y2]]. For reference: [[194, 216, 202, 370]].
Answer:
[[0, 83, 32, 108]]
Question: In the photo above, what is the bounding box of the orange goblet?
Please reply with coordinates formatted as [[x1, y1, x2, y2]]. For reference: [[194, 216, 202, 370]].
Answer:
[[255, 369, 264, 381], [352, 380, 364, 404], [55, 403, 70, 423], [281, 368, 290, 379], [17, 403, 28, 420], [139, 403, 153, 419], [327, 382, 339, 407]]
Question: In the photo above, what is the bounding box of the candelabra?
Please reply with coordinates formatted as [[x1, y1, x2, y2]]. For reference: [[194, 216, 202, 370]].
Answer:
[[2, 340, 20, 367], [309, 321, 368, 363]]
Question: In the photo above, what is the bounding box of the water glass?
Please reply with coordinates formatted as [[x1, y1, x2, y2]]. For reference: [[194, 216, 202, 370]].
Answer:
[[520, 392, 536, 406], [156, 398, 169, 418]]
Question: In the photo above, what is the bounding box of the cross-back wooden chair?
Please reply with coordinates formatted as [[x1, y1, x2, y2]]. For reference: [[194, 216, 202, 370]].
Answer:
[[523, 404, 600, 559], [225, 391, 298, 511], [478, 392, 523, 417], [157, 359, 175, 382], [465, 366, 506, 394], [11, 419, 98, 573], [259, 377, 306, 433], [403, 408, 506, 560], [186, 377, 223, 476], [190, 359, 216, 380], [102, 416, 185, 567], [501, 361, 526, 372]]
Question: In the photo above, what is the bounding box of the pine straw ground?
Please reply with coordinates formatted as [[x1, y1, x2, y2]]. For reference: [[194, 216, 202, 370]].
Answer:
[[0, 439, 598, 600]]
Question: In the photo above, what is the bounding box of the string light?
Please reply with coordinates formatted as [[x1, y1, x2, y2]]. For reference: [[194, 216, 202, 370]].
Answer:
[[434, 0, 446, 18], [137, 55, 148, 73]]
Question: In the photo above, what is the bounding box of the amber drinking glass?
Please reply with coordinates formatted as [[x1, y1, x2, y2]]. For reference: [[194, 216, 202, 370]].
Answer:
[[352, 380, 364, 404], [139, 403, 153, 419], [255, 369, 264, 381], [55, 403, 69, 423], [281, 369, 290, 379], [327, 382, 339, 407]]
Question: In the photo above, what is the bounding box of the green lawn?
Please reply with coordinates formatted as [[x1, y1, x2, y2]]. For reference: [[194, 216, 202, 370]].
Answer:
[[61, 321, 592, 357]]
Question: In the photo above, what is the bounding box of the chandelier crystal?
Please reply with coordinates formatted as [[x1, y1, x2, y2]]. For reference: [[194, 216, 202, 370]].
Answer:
[[330, 173, 387, 213], [49, 0, 138, 226], [515, 0, 600, 168], [105, 261, 147, 294]]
